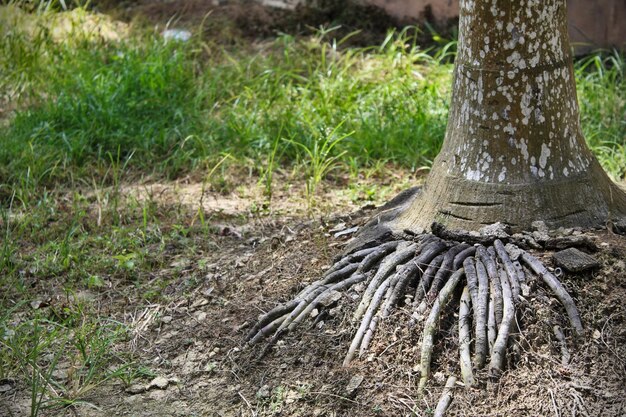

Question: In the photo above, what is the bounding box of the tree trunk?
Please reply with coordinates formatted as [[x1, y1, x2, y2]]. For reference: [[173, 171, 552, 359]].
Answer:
[[389, 0, 626, 233]]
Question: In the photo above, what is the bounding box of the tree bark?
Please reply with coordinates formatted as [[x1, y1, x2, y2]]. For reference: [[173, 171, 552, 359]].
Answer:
[[385, 0, 626, 233]]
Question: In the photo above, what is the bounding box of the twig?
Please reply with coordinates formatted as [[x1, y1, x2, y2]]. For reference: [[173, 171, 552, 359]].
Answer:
[[237, 391, 257, 417], [553, 325, 570, 365]]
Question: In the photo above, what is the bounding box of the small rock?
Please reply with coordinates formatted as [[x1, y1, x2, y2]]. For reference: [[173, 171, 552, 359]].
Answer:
[[505, 243, 523, 261], [148, 389, 168, 401], [556, 227, 574, 236], [0, 381, 15, 394], [125, 384, 147, 395], [345, 375, 364, 396], [531, 230, 549, 243], [479, 222, 510, 238], [285, 389, 300, 404], [195, 311, 207, 322], [433, 371, 446, 384], [531, 221, 549, 234], [161, 315, 173, 324], [256, 384, 271, 399], [317, 290, 342, 307], [310, 308, 319, 318], [613, 219, 626, 234], [553, 248, 600, 273], [191, 298, 209, 309], [149, 376, 170, 390], [51, 368, 68, 382]]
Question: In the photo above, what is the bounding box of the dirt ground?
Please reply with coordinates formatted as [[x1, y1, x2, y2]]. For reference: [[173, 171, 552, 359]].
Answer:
[[1, 3, 625, 416], [3, 172, 625, 417]]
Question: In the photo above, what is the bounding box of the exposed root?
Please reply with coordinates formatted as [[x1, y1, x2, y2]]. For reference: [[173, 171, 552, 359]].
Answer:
[[520, 251, 584, 336], [494, 239, 521, 302], [553, 324, 571, 365], [433, 376, 458, 417], [473, 257, 490, 369], [458, 287, 474, 387], [419, 268, 464, 392], [488, 268, 515, 376], [247, 225, 586, 392]]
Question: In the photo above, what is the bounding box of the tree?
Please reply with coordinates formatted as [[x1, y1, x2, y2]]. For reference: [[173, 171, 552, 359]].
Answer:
[[246, 0, 626, 392]]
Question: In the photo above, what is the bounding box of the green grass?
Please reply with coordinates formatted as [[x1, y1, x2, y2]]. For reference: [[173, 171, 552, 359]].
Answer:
[[2, 6, 623, 199], [1, 4, 625, 415], [576, 51, 626, 180], [0, 9, 452, 203]]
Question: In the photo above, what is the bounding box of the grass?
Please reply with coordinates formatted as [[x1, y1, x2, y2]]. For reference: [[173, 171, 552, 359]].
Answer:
[[2, 6, 622, 196], [0, 3, 625, 416], [576, 51, 626, 180], [0, 8, 452, 203]]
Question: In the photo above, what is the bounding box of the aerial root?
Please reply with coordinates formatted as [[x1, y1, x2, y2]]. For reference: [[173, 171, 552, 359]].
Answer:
[[419, 269, 464, 392], [553, 324, 571, 365], [247, 233, 585, 391], [458, 287, 474, 387], [433, 376, 458, 417], [488, 267, 515, 375], [520, 250, 584, 336]]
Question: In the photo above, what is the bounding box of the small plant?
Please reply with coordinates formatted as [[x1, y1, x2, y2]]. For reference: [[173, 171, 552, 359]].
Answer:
[[0, 191, 16, 273], [260, 133, 285, 202], [288, 121, 353, 208], [0, 314, 66, 417]]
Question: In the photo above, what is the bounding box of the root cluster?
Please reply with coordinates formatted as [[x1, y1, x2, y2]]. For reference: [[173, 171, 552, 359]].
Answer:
[[246, 231, 583, 391]]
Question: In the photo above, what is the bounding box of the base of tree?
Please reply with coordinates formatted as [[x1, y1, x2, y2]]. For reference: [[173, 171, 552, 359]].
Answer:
[[246, 211, 588, 392]]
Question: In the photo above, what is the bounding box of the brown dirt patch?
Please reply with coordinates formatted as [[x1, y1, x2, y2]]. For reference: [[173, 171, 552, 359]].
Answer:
[[4, 175, 624, 417], [100, 0, 405, 46]]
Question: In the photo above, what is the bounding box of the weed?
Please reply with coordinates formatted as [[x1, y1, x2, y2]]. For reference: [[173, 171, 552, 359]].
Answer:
[[287, 121, 353, 207]]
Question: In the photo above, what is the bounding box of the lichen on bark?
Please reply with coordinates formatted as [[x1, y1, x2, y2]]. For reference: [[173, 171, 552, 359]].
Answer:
[[384, 0, 626, 234]]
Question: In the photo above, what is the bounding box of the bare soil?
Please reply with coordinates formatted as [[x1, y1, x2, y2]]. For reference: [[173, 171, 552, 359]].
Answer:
[[3, 172, 625, 417], [97, 0, 439, 47]]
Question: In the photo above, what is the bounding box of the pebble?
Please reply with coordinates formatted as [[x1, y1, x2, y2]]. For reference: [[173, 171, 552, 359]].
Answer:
[[149, 376, 170, 390], [256, 384, 271, 399], [125, 384, 147, 395], [345, 375, 364, 396]]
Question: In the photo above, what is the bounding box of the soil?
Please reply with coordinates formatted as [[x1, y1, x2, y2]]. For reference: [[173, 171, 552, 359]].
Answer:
[[3, 172, 625, 417], [2, 4, 625, 416], [95, 0, 451, 47]]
